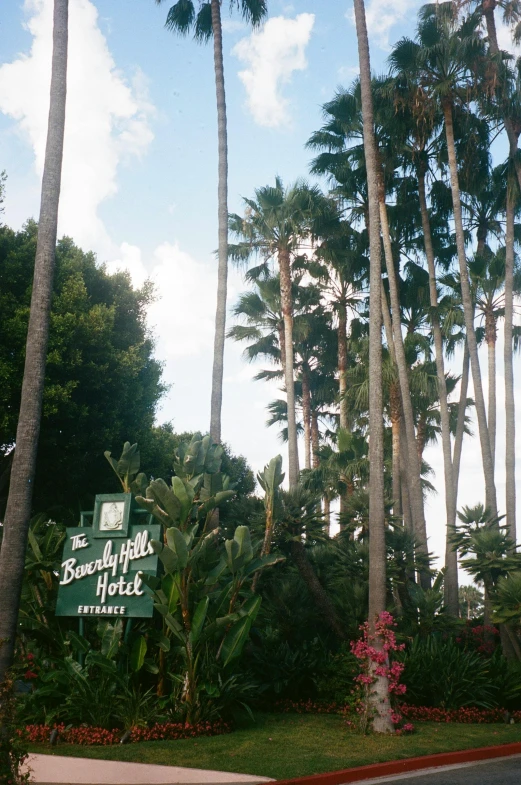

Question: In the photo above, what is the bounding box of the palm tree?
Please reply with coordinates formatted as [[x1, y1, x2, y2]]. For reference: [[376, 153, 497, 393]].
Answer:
[[504, 171, 518, 542], [307, 80, 431, 583], [390, 3, 498, 518], [229, 178, 335, 487], [0, 0, 68, 684], [157, 0, 268, 444], [353, 0, 393, 733]]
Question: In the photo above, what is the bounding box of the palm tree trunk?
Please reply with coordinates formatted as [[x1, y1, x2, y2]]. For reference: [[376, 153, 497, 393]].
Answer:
[[390, 384, 402, 517], [417, 170, 458, 613], [323, 495, 331, 534], [485, 311, 497, 472], [504, 186, 516, 543], [289, 540, 345, 639], [338, 300, 349, 430], [379, 196, 430, 589], [0, 0, 68, 684], [483, 3, 521, 192], [278, 248, 299, 487], [453, 339, 470, 499], [302, 364, 311, 470], [353, 0, 392, 734], [442, 102, 498, 518], [209, 0, 228, 444], [311, 412, 319, 469]]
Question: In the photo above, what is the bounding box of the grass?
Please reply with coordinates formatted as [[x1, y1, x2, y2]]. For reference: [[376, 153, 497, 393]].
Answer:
[[28, 713, 521, 780]]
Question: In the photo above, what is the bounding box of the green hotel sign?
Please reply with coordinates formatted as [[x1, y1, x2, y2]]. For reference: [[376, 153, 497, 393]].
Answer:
[[56, 493, 160, 618]]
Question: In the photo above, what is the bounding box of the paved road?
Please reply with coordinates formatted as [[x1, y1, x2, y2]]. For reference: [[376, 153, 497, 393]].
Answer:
[[353, 754, 521, 784]]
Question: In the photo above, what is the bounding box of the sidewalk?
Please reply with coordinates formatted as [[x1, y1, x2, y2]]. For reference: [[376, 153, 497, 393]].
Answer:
[[25, 754, 274, 785]]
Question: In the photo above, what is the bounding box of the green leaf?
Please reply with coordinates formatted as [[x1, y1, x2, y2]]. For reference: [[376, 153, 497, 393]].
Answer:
[[165, 526, 189, 570], [129, 635, 147, 672], [190, 596, 209, 645], [147, 478, 182, 525], [162, 573, 180, 613], [66, 631, 90, 654], [172, 476, 193, 525], [220, 616, 252, 666], [151, 540, 180, 574], [99, 620, 123, 659]]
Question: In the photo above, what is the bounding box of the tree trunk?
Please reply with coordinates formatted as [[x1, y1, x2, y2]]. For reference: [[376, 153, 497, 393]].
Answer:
[[278, 248, 299, 487], [353, 0, 393, 733], [302, 364, 311, 470], [289, 539, 345, 639], [379, 195, 430, 589], [0, 0, 68, 684], [452, 339, 470, 499], [483, 3, 521, 193], [485, 309, 497, 473], [338, 300, 349, 430], [417, 169, 458, 613], [323, 495, 331, 535], [311, 412, 319, 469], [209, 0, 228, 444], [390, 383, 402, 517], [504, 187, 516, 543], [442, 102, 498, 518]]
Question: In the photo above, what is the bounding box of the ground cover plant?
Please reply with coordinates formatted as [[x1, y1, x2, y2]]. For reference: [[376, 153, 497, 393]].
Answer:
[[26, 713, 521, 780]]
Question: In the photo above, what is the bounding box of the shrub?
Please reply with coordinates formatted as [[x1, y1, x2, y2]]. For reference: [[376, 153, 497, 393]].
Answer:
[[0, 675, 30, 785], [22, 719, 231, 746], [400, 636, 498, 709]]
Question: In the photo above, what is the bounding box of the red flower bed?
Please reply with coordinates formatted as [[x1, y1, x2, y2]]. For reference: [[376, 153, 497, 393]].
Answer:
[[399, 705, 521, 724], [22, 719, 231, 746], [274, 700, 521, 724]]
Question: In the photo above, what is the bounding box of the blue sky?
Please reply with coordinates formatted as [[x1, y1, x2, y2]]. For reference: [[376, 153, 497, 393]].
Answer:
[[1, 0, 520, 562]]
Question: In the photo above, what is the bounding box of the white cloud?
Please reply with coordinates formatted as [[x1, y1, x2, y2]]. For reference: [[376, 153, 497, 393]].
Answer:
[[233, 13, 315, 128], [0, 0, 154, 256], [347, 0, 419, 51], [107, 241, 217, 359]]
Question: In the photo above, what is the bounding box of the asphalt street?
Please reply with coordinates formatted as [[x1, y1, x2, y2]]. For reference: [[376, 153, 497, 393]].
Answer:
[[351, 754, 521, 784]]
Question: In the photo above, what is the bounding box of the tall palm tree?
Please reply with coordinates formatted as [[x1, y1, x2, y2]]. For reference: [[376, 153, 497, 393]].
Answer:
[[353, 0, 393, 733], [390, 3, 498, 518], [229, 178, 335, 487], [504, 172, 518, 542], [157, 0, 268, 443], [0, 0, 68, 684]]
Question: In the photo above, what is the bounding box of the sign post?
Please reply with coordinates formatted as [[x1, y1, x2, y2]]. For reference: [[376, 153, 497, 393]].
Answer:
[[56, 493, 160, 619]]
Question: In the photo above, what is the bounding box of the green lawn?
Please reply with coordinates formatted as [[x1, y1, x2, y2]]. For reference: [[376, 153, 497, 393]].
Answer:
[[29, 713, 521, 780]]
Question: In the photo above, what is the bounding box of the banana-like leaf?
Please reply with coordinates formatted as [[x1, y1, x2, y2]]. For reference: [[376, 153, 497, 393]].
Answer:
[[172, 476, 193, 525], [165, 527, 189, 570], [190, 596, 209, 645], [129, 635, 147, 672], [99, 620, 123, 659], [150, 540, 180, 574], [66, 631, 90, 654], [145, 478, 182, 524], [237, 594, 262, 621], [156, 633, 171, 653], [220, 616, 252, 666], [162, 573, 180, 612], [135, 496, 172, 527], [241, 553, 286, 577]]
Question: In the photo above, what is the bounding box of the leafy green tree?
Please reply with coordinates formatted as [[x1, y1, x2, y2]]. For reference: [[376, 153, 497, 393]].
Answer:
[[156, 0, 268, 445], [0, 222, 165, 520]]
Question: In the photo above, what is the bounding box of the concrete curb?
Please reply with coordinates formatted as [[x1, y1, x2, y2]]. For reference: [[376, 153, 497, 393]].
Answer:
[[275, 741, 521, 784]]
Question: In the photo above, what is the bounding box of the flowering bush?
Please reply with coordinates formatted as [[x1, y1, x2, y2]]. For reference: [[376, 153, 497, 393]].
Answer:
[[21, 719, 231, 747], [348, 612, 412, 734], [0, 675, 30, 785], [455, 623, 500, 656]]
